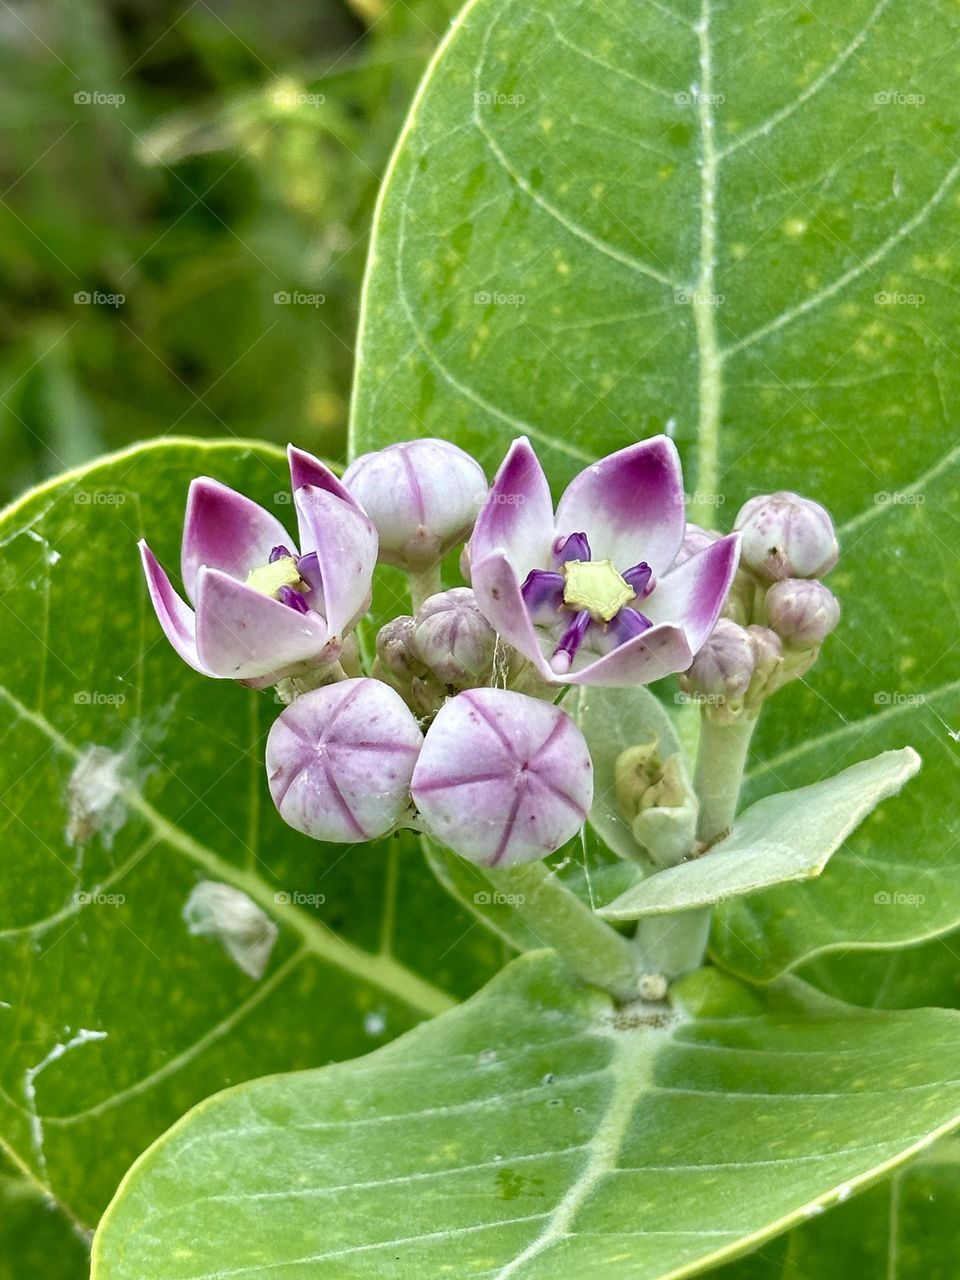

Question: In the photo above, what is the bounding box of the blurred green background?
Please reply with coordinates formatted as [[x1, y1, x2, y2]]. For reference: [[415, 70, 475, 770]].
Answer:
[[0, 0, 457, 507], [0, 0, 454, 1264]]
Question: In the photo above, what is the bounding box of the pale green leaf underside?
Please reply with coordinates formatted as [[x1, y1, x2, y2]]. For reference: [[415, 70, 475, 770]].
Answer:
[[351, 0, 960, 977], [93, 953, 960, 1280], [600, 748, 919, 920], [0, 441, 502, 1228], [713, 1136, 960, 1279]]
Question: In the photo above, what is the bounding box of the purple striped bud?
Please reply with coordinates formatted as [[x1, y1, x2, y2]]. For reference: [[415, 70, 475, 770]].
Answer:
[[734, 491, 838, 582], [266, 678, 423, 842], [413, 588, 496, 684], [766, 578, 841, 647], [681, 619, 755, 701], [343, 439, 488, 571], [411, 688, 593, 867]]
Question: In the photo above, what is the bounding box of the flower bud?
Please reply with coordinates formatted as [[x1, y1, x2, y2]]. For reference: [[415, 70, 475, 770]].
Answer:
[[733, 491, 838, 582], [680, 619, 755, 701], [411, 688, 593, 867], [673, 522, 720, 566], [266, 678, 423, 842], [343, 439, 488, 571], [374, 616, 423, 686], [765, 578, 841, 648], [413, 588, 496, 685], [615, 742, 698, 867]]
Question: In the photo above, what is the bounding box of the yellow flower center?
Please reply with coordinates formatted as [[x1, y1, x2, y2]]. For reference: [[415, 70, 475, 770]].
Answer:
[[561, 559, 635, 623], [245, 555, 306, 600]]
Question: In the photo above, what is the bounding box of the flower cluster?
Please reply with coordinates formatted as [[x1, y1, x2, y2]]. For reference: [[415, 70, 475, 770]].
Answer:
[[680, 492, 841, 721], [140, 436, 838, 868]]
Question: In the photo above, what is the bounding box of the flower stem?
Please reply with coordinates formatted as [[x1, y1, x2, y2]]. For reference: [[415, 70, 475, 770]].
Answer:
[[633, 908, 712, 980], [484, 862, 639, 1002], [408, 563, 442, 613], [693, 710, 759, 846]]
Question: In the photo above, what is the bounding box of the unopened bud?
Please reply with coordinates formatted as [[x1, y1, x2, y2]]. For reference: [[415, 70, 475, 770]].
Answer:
[[343, 439, 488, 571], [765, 578, 841, 647], [681, 619, 755, 701], [266, 678, 423, 842], [733, 491, 838, 582], [411, 688, 593, 867], [614, 743, 698, 867], [673, 522, 720, 566], [374, 616, 422, 684], [413, 588, 496, 684]]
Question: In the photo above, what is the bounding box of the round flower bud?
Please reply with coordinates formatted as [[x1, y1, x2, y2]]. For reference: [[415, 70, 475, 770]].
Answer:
[[746, 624, 783, 674], [343, 440, 488, 571], [733, 492, 838, 582], [673, 522, 720, 566], [682, 619, 755, 701], [765, 578, 841, 648], [374, 616, 423, 683], [411, 688, 593, 867], [413, 588, 496, 684], [266, 678, 423, 842]]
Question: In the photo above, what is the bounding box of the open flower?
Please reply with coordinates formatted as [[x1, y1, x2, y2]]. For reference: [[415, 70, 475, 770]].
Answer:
[[139, 446, 377, 684], [469, 437, 740, 687]]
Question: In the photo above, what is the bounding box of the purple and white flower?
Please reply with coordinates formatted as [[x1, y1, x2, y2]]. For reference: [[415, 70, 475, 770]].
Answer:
[[139, 446, 377, 684], [343, 438, 488, 571], [266, 678, 423, 842], [411, 687, 593, 867], [469, 437, 740, 687]]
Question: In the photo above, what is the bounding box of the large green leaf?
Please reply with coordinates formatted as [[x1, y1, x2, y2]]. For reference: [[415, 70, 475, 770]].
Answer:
[[92, 953, 960, 1280], [600, 749, 919, 920], [710, 1137, 960, 1279], [0, 440, 504, 1230], [350, 0, 960, 976]]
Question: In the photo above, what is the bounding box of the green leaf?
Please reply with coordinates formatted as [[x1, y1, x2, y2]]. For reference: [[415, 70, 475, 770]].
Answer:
[[600, 748, 919, 921], [710, 1137, 960, 1280], [0, 1148, 89, 1280], [92, 953, 960, 1280], [0, 439, 503, 1230], [350, 0, 960, 976]]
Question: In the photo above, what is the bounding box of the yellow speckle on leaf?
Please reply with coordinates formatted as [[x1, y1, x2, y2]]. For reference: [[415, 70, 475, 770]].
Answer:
[[784, 217, 807, 237]]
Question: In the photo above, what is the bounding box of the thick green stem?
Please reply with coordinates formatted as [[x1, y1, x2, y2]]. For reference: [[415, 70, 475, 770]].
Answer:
[[633, 909, 712, 980], [408, 563, 442, 613], [694, 710, 759, 845], [484, 862, 639, 1002]]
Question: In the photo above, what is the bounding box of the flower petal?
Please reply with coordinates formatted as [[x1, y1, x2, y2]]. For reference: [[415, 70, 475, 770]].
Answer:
[[181, 477, 292, 603], [287, 445, 366, 515], [195, 568, 330, 681], [471, 552, 554, 681], [139, 541, 208, 674], [565, 622, 694, 687], [469, 437, 555, 578], [554, 436, 685, 574], [643, 532, 741, 651], [293, 485, 377, 637]]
